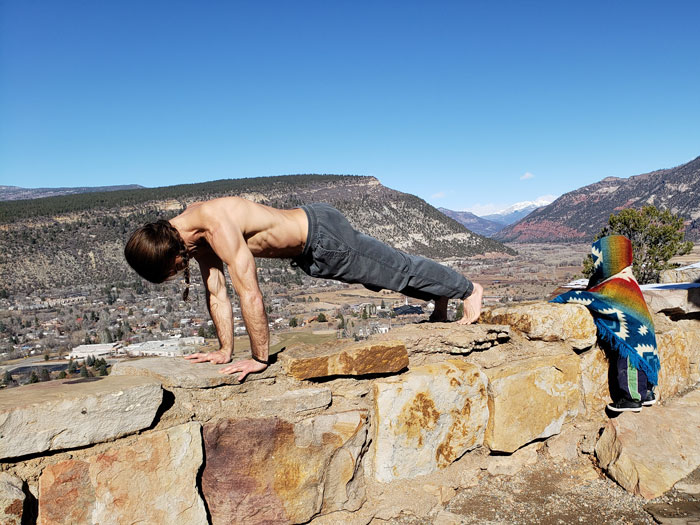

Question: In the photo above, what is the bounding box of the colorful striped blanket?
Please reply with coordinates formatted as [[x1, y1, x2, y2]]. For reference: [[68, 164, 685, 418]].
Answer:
[[551, 235, 660, 385]]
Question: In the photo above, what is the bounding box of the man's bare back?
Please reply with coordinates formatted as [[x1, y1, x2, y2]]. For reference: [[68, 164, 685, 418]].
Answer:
[[169, 197, 308, 260]]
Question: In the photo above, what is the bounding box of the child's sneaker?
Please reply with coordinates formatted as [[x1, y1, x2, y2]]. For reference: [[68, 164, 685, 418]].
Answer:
[[642, 391, 657, 406], [607, 399, 642, 413]]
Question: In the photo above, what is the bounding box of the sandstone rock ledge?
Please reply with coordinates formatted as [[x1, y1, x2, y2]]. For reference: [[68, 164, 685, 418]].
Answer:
[[1, 299, 699, 524], [596, 389, 700, 499]]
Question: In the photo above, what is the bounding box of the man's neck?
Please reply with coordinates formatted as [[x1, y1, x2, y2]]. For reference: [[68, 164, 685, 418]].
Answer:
[[168, 217, 201, 251]]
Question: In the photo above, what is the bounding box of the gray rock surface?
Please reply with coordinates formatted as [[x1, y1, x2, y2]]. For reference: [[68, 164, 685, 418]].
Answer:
[[111, 356, 278, 388], [0, 376, 162, 459]]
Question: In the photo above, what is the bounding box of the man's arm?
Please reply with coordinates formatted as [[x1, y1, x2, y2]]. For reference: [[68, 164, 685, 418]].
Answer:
[[184, 250, 234, 364], [207, 223, 269, 381]]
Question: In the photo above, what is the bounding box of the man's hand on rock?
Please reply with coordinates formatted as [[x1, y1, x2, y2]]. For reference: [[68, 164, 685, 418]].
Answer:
[[218, 358, 268, 382], [184, 350, 232, 365]]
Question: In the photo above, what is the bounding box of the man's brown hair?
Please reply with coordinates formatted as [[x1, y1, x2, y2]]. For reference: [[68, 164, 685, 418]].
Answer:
[[124, 220, 190, 299]]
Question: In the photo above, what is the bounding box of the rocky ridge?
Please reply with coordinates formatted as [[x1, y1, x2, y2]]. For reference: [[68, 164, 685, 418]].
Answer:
[[437, 208, 505, 237], [495, 155, 700, 242]]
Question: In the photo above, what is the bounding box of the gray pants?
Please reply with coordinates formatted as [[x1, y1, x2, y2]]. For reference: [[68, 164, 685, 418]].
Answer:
[[291, 203, 473, 302]]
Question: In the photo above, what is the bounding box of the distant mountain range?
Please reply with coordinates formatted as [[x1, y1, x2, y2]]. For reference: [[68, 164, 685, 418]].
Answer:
[[494, 155, 700, 243], [439, 198, 554, 237], [481, 198, 555, 226], [437, 209, 504, 237], [0, 184, 144, 201], [0, 175, 514, 294]]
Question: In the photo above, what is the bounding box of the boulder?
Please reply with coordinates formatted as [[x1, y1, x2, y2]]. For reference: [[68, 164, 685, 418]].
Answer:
[[596, 389, 700, 499], [578, 345, 611, 420], [660, 264, 700, 284], [0, 473, 24, 525], [202, 411, 368, 524], [0, 376, 162, 459], [111, 356, 277, 388], [642, 283, 700, 315], [372, 360, 489, 482], [280, 340, 408, 380], [38, 422, 207, 525], [481, 302, 596, 350], [484, 354, 583, 453], [657, 328, 700, 400]]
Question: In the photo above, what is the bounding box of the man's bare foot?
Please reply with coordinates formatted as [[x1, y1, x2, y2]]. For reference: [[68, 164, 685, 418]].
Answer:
[[428, 296, 449, 322], [457, 282, 483, 325]]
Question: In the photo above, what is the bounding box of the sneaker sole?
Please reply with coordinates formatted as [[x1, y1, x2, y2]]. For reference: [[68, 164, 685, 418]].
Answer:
[[607, 405, 642, 413], [642, 399, 658, 407]]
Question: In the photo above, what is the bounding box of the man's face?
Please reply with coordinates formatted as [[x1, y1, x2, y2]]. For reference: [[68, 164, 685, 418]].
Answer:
[[165, 256, 187, 281]]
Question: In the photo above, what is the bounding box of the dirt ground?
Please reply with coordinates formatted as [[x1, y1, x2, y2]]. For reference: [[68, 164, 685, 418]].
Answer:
[[381, 455, 700, 525]]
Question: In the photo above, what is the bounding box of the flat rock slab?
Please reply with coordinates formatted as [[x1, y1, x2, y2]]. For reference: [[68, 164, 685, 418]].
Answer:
[[642, 283, 700, 315], [0, 376, 162, 459], [38, 422, 207, 525], [596, 389, 700, 499], [481, 302, 596, 350], [374, 323, 510, 355], [0, 473, 24, 525], [280, 340, 408, 380], [111, 356, 278, 388], [261, 387, 332, 414]]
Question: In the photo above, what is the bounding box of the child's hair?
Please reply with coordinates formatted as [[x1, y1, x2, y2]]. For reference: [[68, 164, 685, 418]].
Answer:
[[124, 220, 190, 300]]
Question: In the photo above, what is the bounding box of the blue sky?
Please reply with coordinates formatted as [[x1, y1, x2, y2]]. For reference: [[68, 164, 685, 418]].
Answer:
[[1, 1, 699, 215]]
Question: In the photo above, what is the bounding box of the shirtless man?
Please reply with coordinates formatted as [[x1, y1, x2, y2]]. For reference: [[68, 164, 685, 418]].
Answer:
[[124, 197, 483, 381]]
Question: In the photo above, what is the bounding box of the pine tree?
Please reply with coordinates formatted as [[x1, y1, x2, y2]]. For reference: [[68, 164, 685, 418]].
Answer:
[[80, 364, 88, 378], [582, 205, 693, 284], [29, 371, 39, 383], [40, 368, 50, 382]]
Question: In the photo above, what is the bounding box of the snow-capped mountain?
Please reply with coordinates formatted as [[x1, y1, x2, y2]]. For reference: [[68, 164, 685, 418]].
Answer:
[[482, 197, 555, 226]]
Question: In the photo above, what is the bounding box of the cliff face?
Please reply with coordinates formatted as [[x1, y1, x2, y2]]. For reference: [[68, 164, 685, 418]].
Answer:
[[0, 175, 513, 294], [494, 156, 700, 242]]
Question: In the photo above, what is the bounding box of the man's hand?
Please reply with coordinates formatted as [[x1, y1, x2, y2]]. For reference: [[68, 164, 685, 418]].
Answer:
[[184, 350, 232, 365], [218, 358, 268, 382]]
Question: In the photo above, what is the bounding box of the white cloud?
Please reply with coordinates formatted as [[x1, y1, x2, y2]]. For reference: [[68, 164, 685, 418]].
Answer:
[[431, 191, 446, 199], [520, 172, 535, 180]]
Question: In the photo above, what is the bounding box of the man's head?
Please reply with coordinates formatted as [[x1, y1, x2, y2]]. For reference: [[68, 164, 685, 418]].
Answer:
[[124, 220, 189, 290]]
